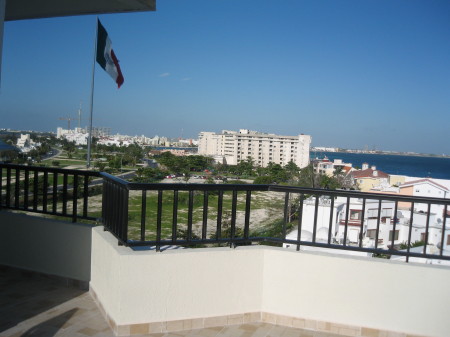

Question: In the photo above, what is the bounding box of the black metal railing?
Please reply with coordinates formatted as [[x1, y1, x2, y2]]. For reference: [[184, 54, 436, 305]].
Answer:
[[0, 163, 101, 222], [2, 164, 449, 262], [100, 172, 450, 262]]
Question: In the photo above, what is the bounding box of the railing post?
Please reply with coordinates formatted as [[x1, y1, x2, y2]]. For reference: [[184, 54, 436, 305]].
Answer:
[[296, 194, 304, 251], [244, 190, 252, 241], [187, 190, 194, 244], [230, 190, 238, 248], [423, 203, 431, 255], [282, 192, 289, 240], [6, 167, 11, 207], [156, 190, 163, 252], [120, 185, 129, 245], [202, 190, 209, 240], [42, 171, 48, 213], [172, 190, 179, 243], [359, 198, 366, 248], [406, 202, 415, 263], [328, 196, 335, 245], [312, 194, 319, 243], [140, 190, 147, 242], [14, 168, 20, 208], [72, 174, 78, 223], [216, 190, 223, 241], [440, 205, 447, 257], [343, 197, 350, 246]]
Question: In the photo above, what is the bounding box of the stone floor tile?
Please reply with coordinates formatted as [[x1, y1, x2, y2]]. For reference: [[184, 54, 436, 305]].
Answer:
[[0, 267, 362, 337]]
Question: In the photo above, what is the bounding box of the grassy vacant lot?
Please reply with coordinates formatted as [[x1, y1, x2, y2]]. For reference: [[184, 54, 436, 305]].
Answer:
[[127, 189, 286, 241], [42, 157, 87, 168]]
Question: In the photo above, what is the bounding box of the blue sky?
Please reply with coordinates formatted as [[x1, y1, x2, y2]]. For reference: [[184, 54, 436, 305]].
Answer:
[[1, 0, 449, 154]]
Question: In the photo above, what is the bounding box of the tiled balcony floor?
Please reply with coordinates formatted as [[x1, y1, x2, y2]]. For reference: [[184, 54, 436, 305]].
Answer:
[[0, 267, 347, 337]]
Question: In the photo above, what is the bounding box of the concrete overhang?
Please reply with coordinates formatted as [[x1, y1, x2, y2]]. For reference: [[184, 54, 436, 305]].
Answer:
[[4, 0, 156, 21]]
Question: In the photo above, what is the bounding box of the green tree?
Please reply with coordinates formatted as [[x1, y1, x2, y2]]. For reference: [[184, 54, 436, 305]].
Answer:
[[123, 143, 144, 167], [186, 155, 212, 171], [62, 141, 76, 159], [133, 167, 167, 183], [108, 156, 122, 170], [266, 162, 288, 183], [297, 164, 318, 188], [205, 176, 215, 184], [157, 152, 186, 173], [253, 176, 274, 184], [94, 161, 107, 171], [318, 174, 340, 189], [235, 157, 255, 177], [284, 161, 301, 181]]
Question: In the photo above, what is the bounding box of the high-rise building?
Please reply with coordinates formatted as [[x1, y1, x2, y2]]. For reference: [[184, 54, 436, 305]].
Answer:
[[198, 129, 311, 168]]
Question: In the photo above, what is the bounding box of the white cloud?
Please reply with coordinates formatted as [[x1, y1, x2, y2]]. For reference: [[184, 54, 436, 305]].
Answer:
[[158, 72, 170, 77], [181, 77, 191, 81]]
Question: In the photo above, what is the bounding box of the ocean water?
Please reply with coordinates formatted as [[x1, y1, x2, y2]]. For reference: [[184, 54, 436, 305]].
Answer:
[[313, 152, 450, 180]]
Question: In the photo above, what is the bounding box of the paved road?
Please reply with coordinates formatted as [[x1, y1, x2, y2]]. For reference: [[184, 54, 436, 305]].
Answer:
[[42, 148, 61, 160]]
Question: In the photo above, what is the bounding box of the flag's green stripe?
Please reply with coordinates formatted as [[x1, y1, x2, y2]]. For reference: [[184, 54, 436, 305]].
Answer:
[[96, 20, 107, 70]]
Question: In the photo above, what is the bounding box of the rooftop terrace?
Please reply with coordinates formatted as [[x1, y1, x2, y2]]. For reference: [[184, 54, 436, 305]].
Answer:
[[0, 266, 350, 337], [1, 163, 450, 337]]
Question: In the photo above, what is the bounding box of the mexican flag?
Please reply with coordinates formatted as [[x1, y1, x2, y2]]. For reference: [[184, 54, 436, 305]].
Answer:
[[96, 20, 124, 88]]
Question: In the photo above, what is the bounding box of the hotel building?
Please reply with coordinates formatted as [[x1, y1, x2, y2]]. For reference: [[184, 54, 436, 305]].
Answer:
[[198, 129, 312, 168]]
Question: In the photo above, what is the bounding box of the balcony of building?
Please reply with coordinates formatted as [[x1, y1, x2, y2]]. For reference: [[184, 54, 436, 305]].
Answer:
[[1, 163, 450, 337]]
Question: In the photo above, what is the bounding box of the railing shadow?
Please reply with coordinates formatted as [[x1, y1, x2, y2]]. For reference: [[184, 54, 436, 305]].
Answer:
[[20, 308, 77, 337], [0, 267, 85, 333]]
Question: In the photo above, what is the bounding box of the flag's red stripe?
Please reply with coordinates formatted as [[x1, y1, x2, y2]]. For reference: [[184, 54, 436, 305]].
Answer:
[[110, 49, 124, 88]]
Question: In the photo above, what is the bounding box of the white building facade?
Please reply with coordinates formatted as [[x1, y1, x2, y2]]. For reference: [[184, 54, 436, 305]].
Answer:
[[284, 193, 450, 260], [198, 129, 312, 168]]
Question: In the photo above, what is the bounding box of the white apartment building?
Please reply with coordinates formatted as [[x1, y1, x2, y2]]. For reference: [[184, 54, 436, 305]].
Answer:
[[283, 194, 450, 258], [56, 127, 88, 145], [198, 129, 312, 168]]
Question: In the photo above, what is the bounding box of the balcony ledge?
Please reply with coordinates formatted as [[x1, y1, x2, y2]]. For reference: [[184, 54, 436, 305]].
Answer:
[[91, 227, 450, 337]]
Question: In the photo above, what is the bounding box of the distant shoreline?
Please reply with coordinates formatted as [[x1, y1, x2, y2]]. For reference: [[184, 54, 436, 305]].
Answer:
[[312, 150, 450, 159]]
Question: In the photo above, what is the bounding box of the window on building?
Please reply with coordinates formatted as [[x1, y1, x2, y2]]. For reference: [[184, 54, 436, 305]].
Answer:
[[421, 232, 427, 242], [389, 230, 399, 241], [367, 229, 377, 239], [349, 210, 362, 220], [382, 208, 392, 215], [447, 235, 450, 245], [381, 217, 391, 223], [367, 209, 378, 219]]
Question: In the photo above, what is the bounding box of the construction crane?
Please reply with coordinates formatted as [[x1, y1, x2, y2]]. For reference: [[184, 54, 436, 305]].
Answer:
[[77, 101, 82, 129], [59, 116, 75, 130]]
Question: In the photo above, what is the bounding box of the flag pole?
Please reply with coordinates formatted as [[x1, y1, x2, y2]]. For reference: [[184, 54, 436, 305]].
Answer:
[[87, 18, 99, 168]]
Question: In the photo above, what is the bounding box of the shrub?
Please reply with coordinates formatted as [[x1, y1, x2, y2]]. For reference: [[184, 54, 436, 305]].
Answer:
[[253, 176, 273, 184]]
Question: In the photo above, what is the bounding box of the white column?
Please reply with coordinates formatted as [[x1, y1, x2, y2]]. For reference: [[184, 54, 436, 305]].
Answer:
[[0, 0, 5, 88]]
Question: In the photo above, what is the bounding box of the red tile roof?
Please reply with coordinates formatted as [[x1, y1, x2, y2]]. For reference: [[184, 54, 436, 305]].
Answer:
[[351, 168, 389, 179], [400, 179, 449, 192]]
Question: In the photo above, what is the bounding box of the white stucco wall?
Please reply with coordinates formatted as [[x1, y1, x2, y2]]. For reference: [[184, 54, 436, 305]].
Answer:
[[90, 227, 264, 324], [0, 211, 94, 281], [91, 227, 450, 337], [262, 249, 450, 337]]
